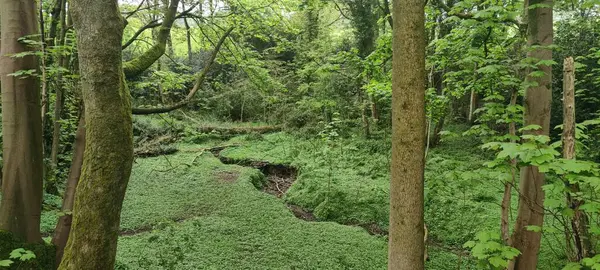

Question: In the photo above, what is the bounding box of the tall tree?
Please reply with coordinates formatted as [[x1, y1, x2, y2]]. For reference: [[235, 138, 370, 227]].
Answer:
[[388, 0, 426, 268], [509, 0, 553, 268], [0, 0, 44, 244], [59, 0, 134, 268]]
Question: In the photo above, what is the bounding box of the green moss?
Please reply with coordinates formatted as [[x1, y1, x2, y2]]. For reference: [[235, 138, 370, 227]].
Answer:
[[0, 231, 55, 269]]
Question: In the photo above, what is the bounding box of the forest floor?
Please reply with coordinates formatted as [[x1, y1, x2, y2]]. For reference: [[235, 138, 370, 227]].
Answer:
[[39, 115, 566, 269]]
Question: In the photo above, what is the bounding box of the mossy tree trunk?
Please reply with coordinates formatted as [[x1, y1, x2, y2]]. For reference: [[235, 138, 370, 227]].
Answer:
[[123, 0, 180, 79], [388, 0, 426, 268], [509, 0, 553, 268], [58, 0, 134, 268], [0, 0, 44, 244]]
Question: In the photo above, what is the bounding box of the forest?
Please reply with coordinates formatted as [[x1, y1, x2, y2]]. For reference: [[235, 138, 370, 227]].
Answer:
[[0, 0, 599, 269]]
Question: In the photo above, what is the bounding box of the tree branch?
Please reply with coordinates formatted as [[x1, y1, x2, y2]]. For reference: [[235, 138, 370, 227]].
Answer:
[[123, 0, 182, 79], [132, 27, 234, 115], [122, 20, 161, 50]]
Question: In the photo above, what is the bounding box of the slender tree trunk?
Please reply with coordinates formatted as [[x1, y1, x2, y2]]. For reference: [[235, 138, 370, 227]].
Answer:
[[48, 0, 70, 194], [509, 0, 553, 268], [562, 56, 592, 260], [501, 88, 519, 244], [370, 95, 379, 123], [50, 88, 64, 165], [52, 115, 85, 267], [388, 0, 426, 268], [40, 0, 49, 129], [362, 100, 370, 139], [183, 1, 193, 64], [468, 89, 478, 123], [59, 0, 134, 268], [0, 0, 44, 243]]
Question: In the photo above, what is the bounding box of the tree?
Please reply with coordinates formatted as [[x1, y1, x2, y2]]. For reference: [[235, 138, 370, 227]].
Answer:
[[58, 0, 134, 268], [52, 114, 86, 266], [388, 0, 426, 268], [509, 0, 553, 268], [0, 0, 44, 244]]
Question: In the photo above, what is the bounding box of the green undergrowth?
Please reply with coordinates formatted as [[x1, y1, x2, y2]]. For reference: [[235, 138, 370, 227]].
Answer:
[[115, 150, 390, 269], [0, 231, 55, 269], [218, 125, 564, 268]]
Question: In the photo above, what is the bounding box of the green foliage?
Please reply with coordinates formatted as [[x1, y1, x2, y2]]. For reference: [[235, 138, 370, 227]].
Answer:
[[463, 231, 520, 269], [115, 147, 389, 269], [0, 232, 54, 270]]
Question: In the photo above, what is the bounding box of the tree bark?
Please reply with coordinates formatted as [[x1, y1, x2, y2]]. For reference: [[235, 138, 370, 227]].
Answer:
[[48, 0, 70, 195], [123, 0, 181, 79], [388, 0, 426, 268], [0, 0, 44, 244], [183, 1, 193, 64], [58, 0, 134, 268], [501, 88, 518, 245], [562, 56, 592, 261], [509, 0, 553, 268], [52, 115, 85, 267]]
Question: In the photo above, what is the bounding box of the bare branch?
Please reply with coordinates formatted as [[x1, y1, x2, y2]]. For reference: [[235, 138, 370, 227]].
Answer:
[[132, 27, 234, 115]]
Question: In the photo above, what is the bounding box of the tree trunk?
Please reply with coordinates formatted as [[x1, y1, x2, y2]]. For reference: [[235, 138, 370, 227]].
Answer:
[[388, 0, 426, 268], [52, 115, 85, 267], [183, 1, 193, 64], [362, 100, 371, 139], [501, 88, 518, 245], [0, 0, 44, 244], [468, 89, 478, 123], [370, 95, 380, 122], [48, 0, 70, 195], [509, 0, 553, 268], [562, 56, 592, 260], [51, 88, 64, 166], [58, 0, 134, 268]]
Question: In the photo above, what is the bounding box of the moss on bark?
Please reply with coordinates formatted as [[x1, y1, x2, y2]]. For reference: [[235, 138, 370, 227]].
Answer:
[[58, 0, 134, 269]]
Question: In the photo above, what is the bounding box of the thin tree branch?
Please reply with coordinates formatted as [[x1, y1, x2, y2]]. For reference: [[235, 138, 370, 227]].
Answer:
[[132, 27, 234, 115]]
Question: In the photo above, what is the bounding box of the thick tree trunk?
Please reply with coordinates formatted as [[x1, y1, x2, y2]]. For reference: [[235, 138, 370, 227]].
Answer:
[[58, 0, 134, 268], [0, 0, 44, 244], [388, 0, 426, 268], [509, 0, 553, 268], [52, 115, 85, 267], [562, 56, 592, 260]]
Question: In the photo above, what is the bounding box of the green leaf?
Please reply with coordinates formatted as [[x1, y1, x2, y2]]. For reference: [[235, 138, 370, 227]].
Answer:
[[562, 262, 582, 270], [19, 251, 36, 261], [525, 225, 542, 232], [463, 241, 476, 248], [582, 257, 595, 266], [519, 125, 542, 132], [535, 59, 558, 66], [0, 260, 13, 267], [9, 248, 26, 259]]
